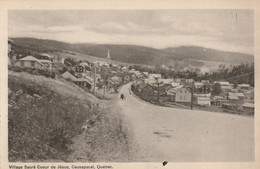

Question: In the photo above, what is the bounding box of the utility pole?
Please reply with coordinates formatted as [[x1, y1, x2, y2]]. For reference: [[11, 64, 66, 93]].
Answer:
[[191, 80, 194, 109], [94, 66, 96, 96], [155, 78, 160, 102]]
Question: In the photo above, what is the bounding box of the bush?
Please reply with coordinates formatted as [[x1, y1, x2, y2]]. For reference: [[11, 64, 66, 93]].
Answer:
[[9, 66, 57, 79]]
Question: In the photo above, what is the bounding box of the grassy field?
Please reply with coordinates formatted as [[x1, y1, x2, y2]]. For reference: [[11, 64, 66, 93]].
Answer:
[[8, 71, 135, 162]]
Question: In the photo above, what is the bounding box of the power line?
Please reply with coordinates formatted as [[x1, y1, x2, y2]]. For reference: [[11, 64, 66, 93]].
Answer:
[[224, 72, 254, 81]]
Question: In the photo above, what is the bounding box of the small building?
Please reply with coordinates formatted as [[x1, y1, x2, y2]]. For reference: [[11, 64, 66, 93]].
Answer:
[[148, 73, 161, 79], [14, 56, 52, 70], [111, 75, 122, 84], [237, 84, 251, 90], [8, 38, 14, 56], [40, 53, 53, 60], [222, 103, 238, 110], [211, 95, 227, 107], [166, 85, 191, 103], [242, 103, 254, 115], [175, 87, 191, 104], [235, 93, 245, 101], [228, 95, 240, 103], [74, 63, 91, 73], [73, 78, 92, 89], [195, 96, 211, 106], [215, 81, 232, 91]]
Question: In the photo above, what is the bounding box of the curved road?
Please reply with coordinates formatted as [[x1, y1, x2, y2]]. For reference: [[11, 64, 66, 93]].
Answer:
[[118, 83, 254, 162]]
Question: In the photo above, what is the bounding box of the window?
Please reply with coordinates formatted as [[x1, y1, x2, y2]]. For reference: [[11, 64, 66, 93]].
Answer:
[[21, 61, 24, 67], [31, 61, 35, 67], [180, 96, 183, 100]]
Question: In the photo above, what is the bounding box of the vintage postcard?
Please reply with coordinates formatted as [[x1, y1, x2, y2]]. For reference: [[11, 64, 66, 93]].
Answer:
[[1, 0, 259, 169]]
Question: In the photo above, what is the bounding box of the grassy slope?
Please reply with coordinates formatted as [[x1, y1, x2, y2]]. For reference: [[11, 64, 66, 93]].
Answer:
[[8, 71, 135, 162]]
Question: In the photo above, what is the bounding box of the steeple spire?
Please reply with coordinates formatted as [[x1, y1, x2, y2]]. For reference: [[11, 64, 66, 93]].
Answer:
[[107, 49, 110, 64]]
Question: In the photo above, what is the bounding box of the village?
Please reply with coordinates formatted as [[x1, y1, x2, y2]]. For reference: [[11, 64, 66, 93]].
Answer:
[[7, 38, 254, 116]]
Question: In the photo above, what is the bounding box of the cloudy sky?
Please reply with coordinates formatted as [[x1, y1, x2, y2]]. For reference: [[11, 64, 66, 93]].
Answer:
[[8, 10, 253, 54]]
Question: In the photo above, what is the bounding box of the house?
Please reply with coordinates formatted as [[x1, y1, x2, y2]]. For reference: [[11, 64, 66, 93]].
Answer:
[[222, 103, 238, 110], [144, 78, 157, 84], [201, 80, 210, 84], [211, 95, 227, 107], [215, 81, 231, 91], [73, 78, 93, 89], [171, 82, 180, 88], [235, 93, 245, 101], [158, 78, 174, 84], [195, 96, 211, 106], [121, 66, 129, 72], [14, 56, 52, 70], [195, 84, 210, 94], [227, 95, 240, 103], [40, 53, 53, 60], [8, 38, 14, 56], [166, 85, 191, 103], [39, 59, 52, 70], [61, 71, 77, 81], [237, 84, 251, 90], [142, 72, 149, 77], [148, 73, 161, 79], [141, 84, 155, 101], [194, 82, 204, 89], [123, 74, 131, 83], [74, 63, 91, 74], [111, 75, 122, 84], [242, 103, 254, 115], [130, 73, 137, 81], [175, 87, 191, 104]]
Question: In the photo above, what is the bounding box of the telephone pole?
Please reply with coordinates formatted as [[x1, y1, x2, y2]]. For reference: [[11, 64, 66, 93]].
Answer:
[[93, 66, 96, 96], [191, 80, 194, 110]]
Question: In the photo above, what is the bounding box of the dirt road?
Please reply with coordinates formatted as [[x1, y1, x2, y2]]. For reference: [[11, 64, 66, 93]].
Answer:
[[118, 83, 254, 162]]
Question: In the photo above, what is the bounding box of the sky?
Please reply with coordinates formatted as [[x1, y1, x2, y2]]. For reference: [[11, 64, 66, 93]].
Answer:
[[8, 10, 254, 54]]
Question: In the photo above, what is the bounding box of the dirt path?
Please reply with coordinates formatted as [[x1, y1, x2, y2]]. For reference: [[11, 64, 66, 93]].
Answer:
[[118, 83, 254, 162]]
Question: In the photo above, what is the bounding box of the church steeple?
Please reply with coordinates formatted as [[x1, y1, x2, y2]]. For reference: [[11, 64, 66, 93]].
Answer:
[[107, 49, 110, 64]]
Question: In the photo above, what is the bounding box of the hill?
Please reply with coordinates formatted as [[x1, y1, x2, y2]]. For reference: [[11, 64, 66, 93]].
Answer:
[[161, 46, 253, 64], [8, 71, 135, 162], [10, 37, 253, 66]]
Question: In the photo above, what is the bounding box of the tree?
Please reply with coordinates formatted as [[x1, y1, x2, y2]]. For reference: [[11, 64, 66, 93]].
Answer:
[[211, 83, 222, 96]]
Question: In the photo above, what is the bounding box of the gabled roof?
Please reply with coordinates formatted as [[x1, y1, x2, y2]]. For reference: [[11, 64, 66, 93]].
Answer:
[[41, 53, 53, 58], [235, 93, 245, 97], [62, 71, 77, 81], [242, 102, 254, 108], [228, 95, 239, 100], [166, 85, 188, 94], [20, 56, 46, 67], [20, 56, 38, 61], [213, 96, 225, 100], [238, 84, 251, 87]]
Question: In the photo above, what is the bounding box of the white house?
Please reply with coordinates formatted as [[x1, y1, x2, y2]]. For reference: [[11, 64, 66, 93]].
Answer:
[[14, 56, 52, 70], [166, 85, 191, 103], [148, 73, 161, 79], [196, 96, 211, 106]]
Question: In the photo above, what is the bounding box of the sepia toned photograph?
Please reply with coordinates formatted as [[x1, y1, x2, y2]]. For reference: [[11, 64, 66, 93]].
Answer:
[[7, 9, 254, 163]]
